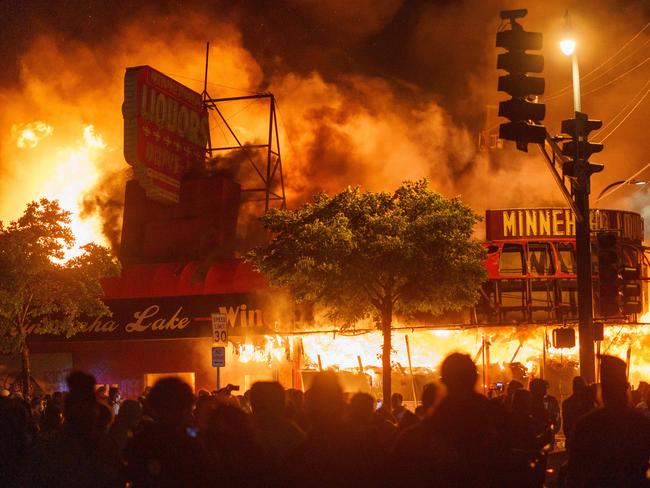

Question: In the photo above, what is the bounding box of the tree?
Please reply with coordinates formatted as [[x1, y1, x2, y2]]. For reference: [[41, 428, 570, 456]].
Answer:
[[248, 180, 486, 402], [0, 199, 120, 397]]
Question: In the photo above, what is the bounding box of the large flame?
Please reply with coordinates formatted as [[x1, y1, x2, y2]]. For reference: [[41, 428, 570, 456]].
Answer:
[[232, 323, 650, 389], [9, 121, 110, 260]]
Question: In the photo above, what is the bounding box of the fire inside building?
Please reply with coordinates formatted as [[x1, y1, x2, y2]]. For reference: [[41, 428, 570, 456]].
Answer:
[[9, 66, 650, 402]]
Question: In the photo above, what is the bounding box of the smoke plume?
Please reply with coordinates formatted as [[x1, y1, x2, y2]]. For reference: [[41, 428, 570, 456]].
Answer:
[[0, 0, 648, 247]]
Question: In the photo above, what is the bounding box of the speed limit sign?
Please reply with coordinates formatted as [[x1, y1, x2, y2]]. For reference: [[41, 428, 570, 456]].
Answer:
[[211, 313, 228, 344]]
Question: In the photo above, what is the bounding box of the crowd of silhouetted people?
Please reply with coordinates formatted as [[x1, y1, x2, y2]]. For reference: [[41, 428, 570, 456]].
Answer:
[[1, 352, 649, 487]]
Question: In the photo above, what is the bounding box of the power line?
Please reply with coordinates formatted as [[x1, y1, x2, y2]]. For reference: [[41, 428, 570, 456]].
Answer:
[[595, 88, 650, 143], [545, 57, 649, 103], [581, 57, 649, 97], [581, 38, 650, 89], [545, 21, 650, 99], [225, 99, 261, 121], [593, 80, 650, 137], [165, 72, 262, 96], [582, 21, 650, 80], [595, 161, 650, 203]]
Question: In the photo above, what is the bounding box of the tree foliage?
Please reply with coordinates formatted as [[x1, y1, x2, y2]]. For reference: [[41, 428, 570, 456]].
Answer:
[[248, 180, 487, 400], [249, 180, 486, 326], [0, 199, 120, 354]]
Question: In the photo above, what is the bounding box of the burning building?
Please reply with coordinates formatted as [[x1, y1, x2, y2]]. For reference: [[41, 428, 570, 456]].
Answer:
[[4, 64, 649, 403]]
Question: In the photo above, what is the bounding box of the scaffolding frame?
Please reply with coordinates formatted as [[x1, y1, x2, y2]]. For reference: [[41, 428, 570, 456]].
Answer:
[[201, 42, 286, 212]]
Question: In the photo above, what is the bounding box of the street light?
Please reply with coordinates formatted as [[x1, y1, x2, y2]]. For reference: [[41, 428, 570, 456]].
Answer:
[[560, 38, 576, 56], [596, 179, 647, 202], [560, 12, 581, 112], [559, 12, 595, 383]]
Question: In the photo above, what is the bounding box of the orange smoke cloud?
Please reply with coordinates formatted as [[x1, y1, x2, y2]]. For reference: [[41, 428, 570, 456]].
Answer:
[[1, 4, 648, 249]]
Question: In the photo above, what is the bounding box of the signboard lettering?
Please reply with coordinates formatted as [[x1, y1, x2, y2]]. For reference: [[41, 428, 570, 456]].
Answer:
[[27, 294, 282, 342], [123, 65, 209, 203], [486, 208, 644, 243]]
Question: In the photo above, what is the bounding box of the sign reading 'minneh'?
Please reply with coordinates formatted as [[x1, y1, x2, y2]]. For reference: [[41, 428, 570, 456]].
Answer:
[[123, 66, 209, 203], [486, 208, 644, 243]]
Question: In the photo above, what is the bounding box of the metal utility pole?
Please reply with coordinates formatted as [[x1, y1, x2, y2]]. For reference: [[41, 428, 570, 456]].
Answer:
[[496, 10, 605, 383], [573, 134, 595, 383]]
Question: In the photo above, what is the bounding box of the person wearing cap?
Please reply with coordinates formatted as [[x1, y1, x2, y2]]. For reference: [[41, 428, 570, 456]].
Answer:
[[567, 355, 650, 487]]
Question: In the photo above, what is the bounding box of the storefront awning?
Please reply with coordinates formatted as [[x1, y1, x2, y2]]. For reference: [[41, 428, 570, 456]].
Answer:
[[100, 259, 268, 299]]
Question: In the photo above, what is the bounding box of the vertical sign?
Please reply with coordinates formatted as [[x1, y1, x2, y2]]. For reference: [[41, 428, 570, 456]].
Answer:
[[211, 346, 226, 367], [210, 312, 228, 390], [123, 65, 209, 203], [211, 313, 228, 344]]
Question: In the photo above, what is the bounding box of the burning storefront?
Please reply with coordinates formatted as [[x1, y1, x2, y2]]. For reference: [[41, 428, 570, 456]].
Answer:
[[10, 66, 650, 402]]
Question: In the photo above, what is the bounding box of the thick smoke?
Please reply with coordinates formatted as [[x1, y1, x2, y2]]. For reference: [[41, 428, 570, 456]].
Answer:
[[0, 1, 649, 247]]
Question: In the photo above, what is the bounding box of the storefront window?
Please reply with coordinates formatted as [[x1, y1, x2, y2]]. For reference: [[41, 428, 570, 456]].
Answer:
[[528, 242, 555, 276], [556, 242, 576, 274], [499, 243, 525, 275]]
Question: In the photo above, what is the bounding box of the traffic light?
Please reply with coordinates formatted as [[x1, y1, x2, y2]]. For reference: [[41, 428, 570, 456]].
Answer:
[[593, 322, 604, 341], [597, 233, 622, 317], [561, 112, 604, 178], [552, 327, 576, 348], [496, 10, 546, 151], [620, 265, 642, 314]]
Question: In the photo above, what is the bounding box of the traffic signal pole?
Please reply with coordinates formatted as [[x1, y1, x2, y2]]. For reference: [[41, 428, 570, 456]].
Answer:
[[574, 160, 596, 383], [496, 10, 603, 384]]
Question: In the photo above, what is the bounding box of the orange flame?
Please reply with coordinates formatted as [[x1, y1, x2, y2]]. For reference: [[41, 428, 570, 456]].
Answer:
[[9, 122, 110, 260], [234, 323, 650, 389]]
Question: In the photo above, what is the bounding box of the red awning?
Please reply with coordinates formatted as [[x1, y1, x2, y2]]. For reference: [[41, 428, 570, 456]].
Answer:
[[101, 259, 268, 299]]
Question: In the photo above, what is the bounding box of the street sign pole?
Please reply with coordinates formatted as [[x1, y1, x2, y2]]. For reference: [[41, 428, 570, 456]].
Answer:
[[211, 313, 228, 391]]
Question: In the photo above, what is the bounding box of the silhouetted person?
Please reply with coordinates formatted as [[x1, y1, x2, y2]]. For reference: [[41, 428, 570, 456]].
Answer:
[[567, 355, 650, 487], [637, 387, 650, 420], [96, 385, 108, 403], [505, 389, 545, 487], [124, 377, 208, 487], [530, 378, 561, 448], [347, 392, 396, 452], [28, 371, 121, 487], [415, 383, 438, 420], [391, 392, 419, 430], [492, 379, 524, 412], [250, 381, 305, 467], [285, 388, 308, 430], [39, 398, 63, 439], [108, 386, 121, 415], [203, 403, 273, 486], [391, 353, 508, 487], [0, 396, 36, 488], [289, 371, 370, 487], [562, 376, 596, 450], [108, 399, 142, 452], [96, 400, 114, 434]]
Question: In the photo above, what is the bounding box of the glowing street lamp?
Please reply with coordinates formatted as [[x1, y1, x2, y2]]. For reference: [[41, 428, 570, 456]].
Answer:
[[560, 12, 581, 112], [560, 38, 576, 56]]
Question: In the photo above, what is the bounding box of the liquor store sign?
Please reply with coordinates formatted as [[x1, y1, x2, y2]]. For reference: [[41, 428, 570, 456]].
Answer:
[[486, 208, 644, 243], [123, 65, 209, 203]]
